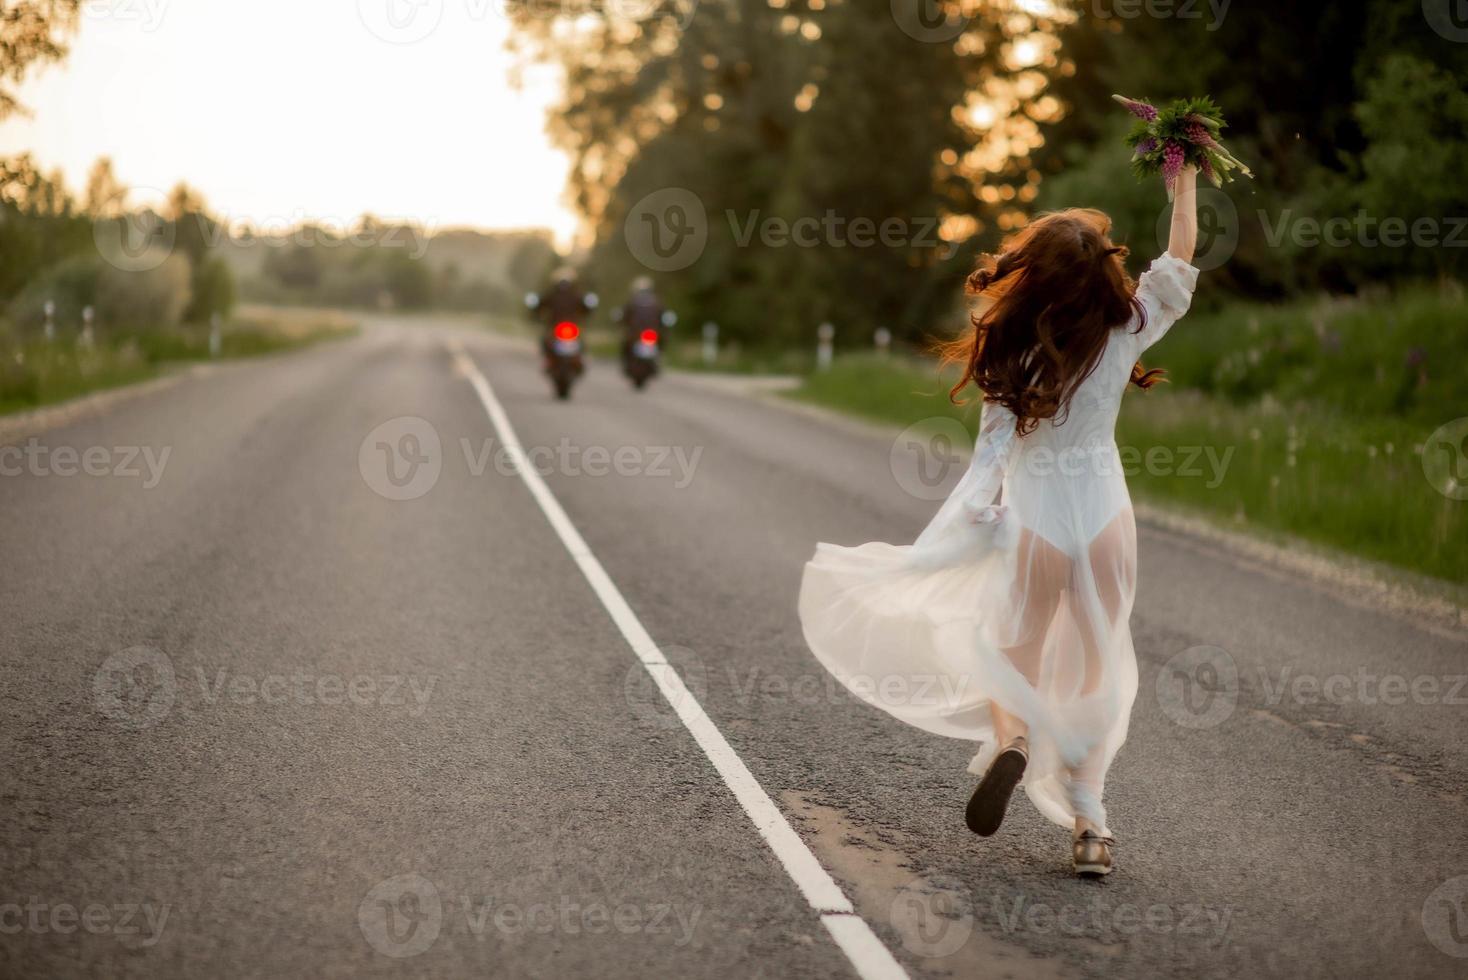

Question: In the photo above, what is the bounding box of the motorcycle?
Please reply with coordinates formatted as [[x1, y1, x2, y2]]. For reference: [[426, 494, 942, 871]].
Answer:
[[624, 328, 661, 390], [546, 321, 585, 400]]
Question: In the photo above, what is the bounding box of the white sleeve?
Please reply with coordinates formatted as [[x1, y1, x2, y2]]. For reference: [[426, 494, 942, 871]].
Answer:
[[960, 403, 1017, 517], [1130, 254, 1200, 353], [908, 402, 1019, 568]]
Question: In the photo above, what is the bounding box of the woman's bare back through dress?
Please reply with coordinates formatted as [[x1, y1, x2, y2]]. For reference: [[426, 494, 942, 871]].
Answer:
[[798, 255, 1199, 835]]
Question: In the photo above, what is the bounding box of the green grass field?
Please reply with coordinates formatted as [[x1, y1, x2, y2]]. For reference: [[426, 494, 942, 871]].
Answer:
[[788, 286, 1467, 584], [0, 308, 357, 417]]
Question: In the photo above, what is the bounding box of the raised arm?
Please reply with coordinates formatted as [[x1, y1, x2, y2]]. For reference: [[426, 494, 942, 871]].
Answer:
[[1167, 165, 1198, 264], [1130, 166, 1203, 352]]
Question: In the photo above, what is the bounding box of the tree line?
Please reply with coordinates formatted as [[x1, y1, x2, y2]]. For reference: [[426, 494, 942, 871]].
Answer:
[[510, 0, 1468, 349]]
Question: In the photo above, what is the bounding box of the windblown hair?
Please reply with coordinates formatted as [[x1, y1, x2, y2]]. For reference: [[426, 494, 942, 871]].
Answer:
[[942, 208, 1163, 434]]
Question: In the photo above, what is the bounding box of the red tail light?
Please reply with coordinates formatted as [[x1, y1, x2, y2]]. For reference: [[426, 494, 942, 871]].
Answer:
[[639, 329, 659, 346], [554, 321, 580, 341]]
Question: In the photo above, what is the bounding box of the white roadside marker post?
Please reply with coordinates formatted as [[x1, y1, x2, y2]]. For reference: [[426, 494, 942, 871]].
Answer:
[[874, 326, 892, 356], [816, 322, 835, 372], [43, 300, 56, 342], [209, 313, 223, 359], [702, 321, 719, 366]]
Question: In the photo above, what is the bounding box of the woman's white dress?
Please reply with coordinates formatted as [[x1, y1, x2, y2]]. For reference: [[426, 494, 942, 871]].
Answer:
[[799, 255, 1199, 835]]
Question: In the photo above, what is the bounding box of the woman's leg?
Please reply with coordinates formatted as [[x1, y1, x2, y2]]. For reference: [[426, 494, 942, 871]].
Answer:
[[969, 527, 1079, 838], [992, 527, 1071, 746], [1066, 510, 1137, 833]]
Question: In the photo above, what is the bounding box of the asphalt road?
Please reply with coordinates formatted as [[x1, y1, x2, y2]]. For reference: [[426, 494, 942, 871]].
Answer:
[[2, 318, 1466, 979]]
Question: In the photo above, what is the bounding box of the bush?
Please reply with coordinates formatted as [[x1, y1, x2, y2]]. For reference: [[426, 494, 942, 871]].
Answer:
[[5, 254, 101, 332], [184, 255, 236, 324], [95, 254, 192, 330], [6, 252, 193, 337]]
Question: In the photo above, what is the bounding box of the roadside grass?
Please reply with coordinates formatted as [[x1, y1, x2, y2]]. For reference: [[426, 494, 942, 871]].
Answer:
[[0, 307, 357, 417], [663, 341, 814, 376], [786, 284, 1467, 584]]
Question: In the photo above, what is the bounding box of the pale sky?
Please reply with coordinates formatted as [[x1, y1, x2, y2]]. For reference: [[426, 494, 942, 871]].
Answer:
[[0, 1, 578, 243]]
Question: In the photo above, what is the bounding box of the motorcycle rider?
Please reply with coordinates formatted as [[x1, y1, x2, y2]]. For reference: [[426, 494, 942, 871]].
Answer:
[[618, 276, 666, 369], [532, 268, 594, 364]]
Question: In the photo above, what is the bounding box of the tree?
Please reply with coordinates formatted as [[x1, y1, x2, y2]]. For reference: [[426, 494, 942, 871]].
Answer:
[[0, 155, 90, 308], [1031, 0, 1468, 295], [1, 1, 83, 120], [509, 0, 1055, 347], [1356, 54, 1468, 281], [83, 157, 126, 217], [262, 242, 324, 292], [183, 256, 236, 325]]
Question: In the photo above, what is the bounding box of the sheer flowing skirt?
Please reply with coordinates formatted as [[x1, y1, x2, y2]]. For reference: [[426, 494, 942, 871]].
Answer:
[[799, 477, 1139, 834]]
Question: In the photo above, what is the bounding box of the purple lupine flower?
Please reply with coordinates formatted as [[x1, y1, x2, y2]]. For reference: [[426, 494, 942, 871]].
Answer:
[[1138, 136, 1159, 155], [1111, 94, 1158, 121], [1162, 140, 1185, 192], [1199, 153, 1217, 184], [1186, 123, 1220, 150]]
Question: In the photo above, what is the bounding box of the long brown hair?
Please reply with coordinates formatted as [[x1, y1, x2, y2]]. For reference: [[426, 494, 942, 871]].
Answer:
[[942, 208, 1162, 434]]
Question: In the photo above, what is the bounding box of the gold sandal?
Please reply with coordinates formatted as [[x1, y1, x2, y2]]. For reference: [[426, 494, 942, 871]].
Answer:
[[1073, 830, 1115, 877]]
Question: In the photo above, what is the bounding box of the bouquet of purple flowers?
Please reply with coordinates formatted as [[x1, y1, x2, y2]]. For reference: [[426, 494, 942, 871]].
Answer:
[[1113, 94, 1252, 198]]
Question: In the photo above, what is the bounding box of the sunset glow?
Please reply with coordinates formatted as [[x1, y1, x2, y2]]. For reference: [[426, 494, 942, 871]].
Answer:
[[0, 2, 578, 242]]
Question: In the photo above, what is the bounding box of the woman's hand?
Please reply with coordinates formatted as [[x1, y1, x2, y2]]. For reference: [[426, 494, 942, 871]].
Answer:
[[1167, 165, 1198, 264]]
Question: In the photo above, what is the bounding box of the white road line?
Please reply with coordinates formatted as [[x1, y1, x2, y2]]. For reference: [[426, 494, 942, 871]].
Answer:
[[449, 343, 912, 980]]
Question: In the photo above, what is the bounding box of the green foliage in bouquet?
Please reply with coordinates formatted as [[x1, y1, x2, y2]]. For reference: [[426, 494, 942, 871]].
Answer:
[[1113, 95, 1253, 197]]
